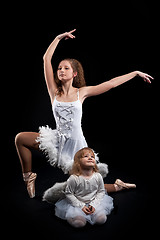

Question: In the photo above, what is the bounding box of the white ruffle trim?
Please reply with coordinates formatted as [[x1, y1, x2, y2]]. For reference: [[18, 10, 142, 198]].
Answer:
[[59, 155, 73, 174], [36, 126, 108, 178], [97, 163, 109, 179], [43, 182, 67, 203], [36, 125, 59, 167]]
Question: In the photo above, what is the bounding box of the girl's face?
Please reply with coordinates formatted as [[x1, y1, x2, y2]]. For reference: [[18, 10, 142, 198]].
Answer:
[[80, 150, 96, 169], [57, 60, 76, 82]]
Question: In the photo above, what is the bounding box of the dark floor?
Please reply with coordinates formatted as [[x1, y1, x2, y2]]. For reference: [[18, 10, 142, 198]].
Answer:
[[5, 150, 157, 240]]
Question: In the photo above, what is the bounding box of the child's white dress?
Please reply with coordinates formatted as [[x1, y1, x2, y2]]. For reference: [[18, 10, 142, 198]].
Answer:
[[36, 89, 108, 175], [55, 173, 114, 225]]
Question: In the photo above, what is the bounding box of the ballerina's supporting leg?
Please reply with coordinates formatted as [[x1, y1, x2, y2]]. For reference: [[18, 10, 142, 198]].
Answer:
[[15, 132, 40, 198], [104, 179, 136, 193]]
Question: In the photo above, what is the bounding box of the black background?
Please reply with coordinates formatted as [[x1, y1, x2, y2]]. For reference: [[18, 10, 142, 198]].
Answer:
[[5, 2, 159, 239]]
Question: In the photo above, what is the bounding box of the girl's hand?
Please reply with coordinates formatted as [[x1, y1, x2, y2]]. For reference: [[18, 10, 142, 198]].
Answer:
[[136, 71, 154, 84], [88, 205, 95, 214], [57, 29, 76, 41], [82, 205, 95, 215], [82, 206, 91, 215]]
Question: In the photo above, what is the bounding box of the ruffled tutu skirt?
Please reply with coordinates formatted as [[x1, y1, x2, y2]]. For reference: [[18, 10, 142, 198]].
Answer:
[[36, 125, 88, 174], [55, 194, 114, 225], [36, 125, 109, 178]]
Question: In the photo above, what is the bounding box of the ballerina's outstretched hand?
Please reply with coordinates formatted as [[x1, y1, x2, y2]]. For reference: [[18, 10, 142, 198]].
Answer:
[[57, 29, 76, 41], [137, 71, 154, 84]]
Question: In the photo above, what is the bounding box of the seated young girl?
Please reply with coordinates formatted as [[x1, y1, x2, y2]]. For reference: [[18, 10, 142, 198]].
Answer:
[[55, 147, 114, 228]]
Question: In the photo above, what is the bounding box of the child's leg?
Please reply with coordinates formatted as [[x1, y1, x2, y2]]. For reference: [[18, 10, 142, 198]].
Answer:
[[67, 216, 86, 228], [93, 212, 107, 225]]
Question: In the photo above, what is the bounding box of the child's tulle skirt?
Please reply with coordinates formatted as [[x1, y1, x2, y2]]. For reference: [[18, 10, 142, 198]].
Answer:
[[55, 194, 114, 225]]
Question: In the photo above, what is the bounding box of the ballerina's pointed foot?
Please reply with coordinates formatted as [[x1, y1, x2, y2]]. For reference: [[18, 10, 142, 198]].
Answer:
[[26, 173, 37, 198], [114, 179, 136, 191]]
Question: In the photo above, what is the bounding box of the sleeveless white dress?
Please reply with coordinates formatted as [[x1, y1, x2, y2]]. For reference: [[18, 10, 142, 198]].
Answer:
[[36, 89, 108, 176]]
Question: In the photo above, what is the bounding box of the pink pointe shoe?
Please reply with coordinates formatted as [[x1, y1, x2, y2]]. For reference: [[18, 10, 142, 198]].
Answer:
[[115, 179, 136, 190], [26, 173, 37, 198]]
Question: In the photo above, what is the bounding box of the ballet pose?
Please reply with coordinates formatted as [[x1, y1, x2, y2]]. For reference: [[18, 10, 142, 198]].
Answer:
[[15, 29, 153, 198]]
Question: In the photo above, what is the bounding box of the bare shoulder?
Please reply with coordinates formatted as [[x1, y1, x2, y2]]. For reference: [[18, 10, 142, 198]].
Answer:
[[79, 86, 87, 95]]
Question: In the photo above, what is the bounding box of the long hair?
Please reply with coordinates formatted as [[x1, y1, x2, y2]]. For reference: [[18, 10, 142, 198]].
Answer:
[[55, 58, 86, 96], [70, 147, 99, 176]]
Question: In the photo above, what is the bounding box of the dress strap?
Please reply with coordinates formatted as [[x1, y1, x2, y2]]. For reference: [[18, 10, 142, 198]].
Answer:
[[77, 88, 79, 100]]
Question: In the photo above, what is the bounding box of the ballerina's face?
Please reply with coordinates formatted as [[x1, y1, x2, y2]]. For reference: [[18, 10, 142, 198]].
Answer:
[[57, 60, 77, 82]]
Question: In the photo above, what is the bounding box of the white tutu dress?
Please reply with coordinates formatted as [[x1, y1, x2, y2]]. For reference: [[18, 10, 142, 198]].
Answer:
[[55, 173, 114, 225], [36, 89, 108, 175]]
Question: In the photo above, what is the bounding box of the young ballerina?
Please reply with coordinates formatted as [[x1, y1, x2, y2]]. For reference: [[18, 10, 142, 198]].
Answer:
[[15, 29, 152, 198], [55, 147, 114, 227]]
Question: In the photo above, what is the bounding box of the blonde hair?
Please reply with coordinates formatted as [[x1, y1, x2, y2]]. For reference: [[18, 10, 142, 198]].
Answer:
[[70, 147, 99, 176], [55, 58, 86, 96]]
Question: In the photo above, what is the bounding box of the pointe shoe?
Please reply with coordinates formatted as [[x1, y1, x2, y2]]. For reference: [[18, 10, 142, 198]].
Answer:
[[26, 173, 37, 198], [115, 179, 136, 190]]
